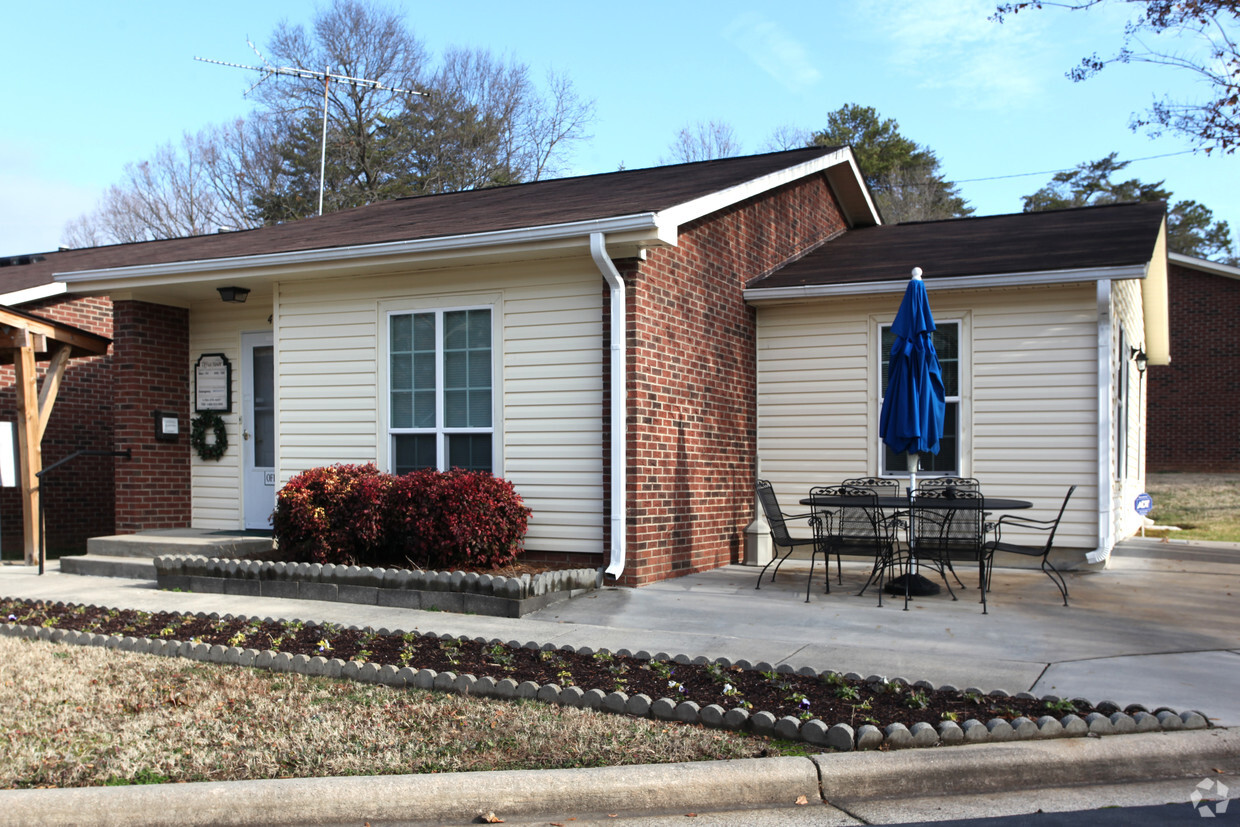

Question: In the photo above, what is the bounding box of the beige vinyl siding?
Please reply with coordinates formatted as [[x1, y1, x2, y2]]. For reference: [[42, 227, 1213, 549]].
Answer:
[[188, 298, 274, 530], [275, 258, 604, 555], [755, 283, 1100, 552]]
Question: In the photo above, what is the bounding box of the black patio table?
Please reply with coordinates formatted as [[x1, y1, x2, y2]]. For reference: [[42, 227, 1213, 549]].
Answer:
[[799, 494, 1032, 512], [798, 493, 1033, 603]]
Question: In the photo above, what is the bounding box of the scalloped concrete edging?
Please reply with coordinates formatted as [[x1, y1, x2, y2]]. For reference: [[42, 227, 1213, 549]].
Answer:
[[152, 556, 600, 618], [0, 614, 1213, 751]]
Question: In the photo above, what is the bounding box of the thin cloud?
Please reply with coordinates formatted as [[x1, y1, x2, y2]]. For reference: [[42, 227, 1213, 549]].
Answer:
[[849, 0, 1054, 108], [723, 12, 822, 93]]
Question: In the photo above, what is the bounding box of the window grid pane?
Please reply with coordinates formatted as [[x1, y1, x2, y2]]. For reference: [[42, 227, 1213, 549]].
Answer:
[[443, 309, 491, 428], [389, 308, 493, 475]]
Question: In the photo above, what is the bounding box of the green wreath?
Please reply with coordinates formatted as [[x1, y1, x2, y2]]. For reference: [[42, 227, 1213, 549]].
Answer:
[[191, 412, 229, 461]]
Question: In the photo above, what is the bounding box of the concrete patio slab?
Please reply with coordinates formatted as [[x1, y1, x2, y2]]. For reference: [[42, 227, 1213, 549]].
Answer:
[[1034, 651, 1240, 726]]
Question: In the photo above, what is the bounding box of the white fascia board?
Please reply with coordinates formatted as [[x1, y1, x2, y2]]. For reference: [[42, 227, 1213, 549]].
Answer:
[[0, 281, 68, 306], [743, 264, 1149, 303], [1169, 251, 1240, 280], [657, 148, 879, 235], [54, 213, 669, 287]]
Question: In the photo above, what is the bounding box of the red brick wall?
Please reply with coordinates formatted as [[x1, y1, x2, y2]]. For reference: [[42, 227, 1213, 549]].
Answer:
[[0, 296, 114, 556], [112, 300, 192, 532], [1147, 264, 1240, 472], [612, 174, 849, 585]]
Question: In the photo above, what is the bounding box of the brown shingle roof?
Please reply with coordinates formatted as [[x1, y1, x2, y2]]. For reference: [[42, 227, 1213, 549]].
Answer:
[[1, 146, 844, 294], [750, 201, 1167, 289]]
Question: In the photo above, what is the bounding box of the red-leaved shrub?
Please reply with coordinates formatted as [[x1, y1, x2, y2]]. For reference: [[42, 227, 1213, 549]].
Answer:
[[270, 463, 392, 565], [272, 464, 531, 570], [383, 469, 531, 570]]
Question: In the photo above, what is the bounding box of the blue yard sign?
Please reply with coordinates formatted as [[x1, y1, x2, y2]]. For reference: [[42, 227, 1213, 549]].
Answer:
[[1134, 493, 1154, 516]]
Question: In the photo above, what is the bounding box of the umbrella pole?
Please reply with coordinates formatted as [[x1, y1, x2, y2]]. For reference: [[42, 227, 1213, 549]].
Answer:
[[885, 451, 941, 603]]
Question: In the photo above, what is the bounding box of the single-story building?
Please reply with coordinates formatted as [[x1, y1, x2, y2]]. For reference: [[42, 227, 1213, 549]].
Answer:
[[0, 147, 1168, 581]]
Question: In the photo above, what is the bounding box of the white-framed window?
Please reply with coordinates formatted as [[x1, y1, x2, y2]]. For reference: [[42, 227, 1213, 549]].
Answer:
[[879, 320, 961, 476], [387, 306, 494, 474]]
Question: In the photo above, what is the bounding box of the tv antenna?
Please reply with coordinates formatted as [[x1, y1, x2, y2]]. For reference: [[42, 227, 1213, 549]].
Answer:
[[196, 39, 425, 216]]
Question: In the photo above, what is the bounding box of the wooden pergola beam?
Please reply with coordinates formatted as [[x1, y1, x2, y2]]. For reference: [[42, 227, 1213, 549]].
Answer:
[[12, 336, 41, 565], [0, 306, 111, 566]]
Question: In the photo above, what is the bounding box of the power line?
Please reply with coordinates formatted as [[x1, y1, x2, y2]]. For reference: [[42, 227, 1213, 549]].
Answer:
[[954, 150, 1199, 184]]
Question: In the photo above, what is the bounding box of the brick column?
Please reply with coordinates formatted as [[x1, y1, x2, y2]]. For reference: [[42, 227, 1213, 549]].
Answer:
[[112, 300, 191, 533]]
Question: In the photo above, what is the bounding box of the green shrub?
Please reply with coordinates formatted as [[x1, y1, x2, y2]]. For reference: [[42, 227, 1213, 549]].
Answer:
[[271, 464, 530, 570]]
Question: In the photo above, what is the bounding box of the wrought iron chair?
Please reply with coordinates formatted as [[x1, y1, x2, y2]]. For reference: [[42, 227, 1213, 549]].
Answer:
[[917, 477, 992, 540], [907, 488, 988, 610], [981, 486, 1077, 612], [810, 484, 897, 605], [916, 477, 981, 493], [754, 480, 823, 593], [838, 477, 904, 584], [841, 477, 901, 494]]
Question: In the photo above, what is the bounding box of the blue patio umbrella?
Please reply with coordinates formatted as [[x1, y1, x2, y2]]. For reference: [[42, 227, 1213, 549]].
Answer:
[[880, 267, 946, 603], [879, 267, 945, 493]]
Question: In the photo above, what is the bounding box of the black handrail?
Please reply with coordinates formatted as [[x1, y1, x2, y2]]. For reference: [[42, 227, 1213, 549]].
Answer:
[[35, 449, 131, 575]]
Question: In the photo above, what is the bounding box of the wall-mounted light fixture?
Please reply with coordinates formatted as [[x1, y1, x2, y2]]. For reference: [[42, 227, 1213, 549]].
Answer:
[[217, 286, 251, 304], [1130, 346, 1148, 373]]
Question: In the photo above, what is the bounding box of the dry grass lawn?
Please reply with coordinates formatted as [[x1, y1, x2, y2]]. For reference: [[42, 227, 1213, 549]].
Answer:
[[1144, 472, 1240, 542], [0, 636, 786, 789]]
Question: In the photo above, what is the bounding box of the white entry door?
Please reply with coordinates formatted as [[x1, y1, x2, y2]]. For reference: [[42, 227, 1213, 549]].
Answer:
[[242, 332, 276, 529]]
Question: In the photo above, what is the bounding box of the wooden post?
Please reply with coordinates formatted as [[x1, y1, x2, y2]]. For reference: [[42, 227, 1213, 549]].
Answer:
[[12, 337, 41, 565]]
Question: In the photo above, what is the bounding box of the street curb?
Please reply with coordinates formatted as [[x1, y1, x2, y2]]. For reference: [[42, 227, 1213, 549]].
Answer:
[[0, 756, 820, 826], [2, 731, 1235, 826], [813, 727, 1240, 801]]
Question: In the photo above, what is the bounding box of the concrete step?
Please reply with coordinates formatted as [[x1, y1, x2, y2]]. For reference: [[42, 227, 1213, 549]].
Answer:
[[86, 530, 275, 560], [59, 554, 157, 580]]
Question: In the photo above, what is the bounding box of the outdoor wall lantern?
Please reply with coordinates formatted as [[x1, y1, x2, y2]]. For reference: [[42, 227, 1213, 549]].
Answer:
[[1130, 346, 1148, 373], [217, 286, 251, 304]]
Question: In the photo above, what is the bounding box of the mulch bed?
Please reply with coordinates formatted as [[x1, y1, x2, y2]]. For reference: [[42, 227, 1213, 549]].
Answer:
[[0, 597, 1124, 730]]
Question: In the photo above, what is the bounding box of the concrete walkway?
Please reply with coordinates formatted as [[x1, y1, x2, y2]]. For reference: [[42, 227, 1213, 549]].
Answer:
[[4, 536, 1236, 724], [1, 536, 1237, 824]]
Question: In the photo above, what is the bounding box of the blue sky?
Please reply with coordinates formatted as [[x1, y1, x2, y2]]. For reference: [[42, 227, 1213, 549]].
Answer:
[[2, 0, 1236, 257]]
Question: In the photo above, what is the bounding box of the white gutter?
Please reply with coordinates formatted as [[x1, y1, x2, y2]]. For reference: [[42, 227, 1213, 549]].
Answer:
[[590, 232, 627, 580], [1169, 251, 1240, 280], [1088, 279, 1115, 565], [0, 282, 67, 306], [744, 264, 1149, 303], [55, 213, 672, 285]]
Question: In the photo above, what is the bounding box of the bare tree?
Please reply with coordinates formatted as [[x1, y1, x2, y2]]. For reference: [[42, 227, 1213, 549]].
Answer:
[[665, 120, 743, 163], [763, 124, 812, 151], [994, 1, 1240, 153], [521, 69, 594, 180], [200, 116, 287, 230], [64, 131, 235, 246], [63, 0, 596, 242]]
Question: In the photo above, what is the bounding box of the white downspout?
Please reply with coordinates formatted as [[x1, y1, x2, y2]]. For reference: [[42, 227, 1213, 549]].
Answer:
[[590, 232, 627, 579], [1088, 279, 1115, 564]]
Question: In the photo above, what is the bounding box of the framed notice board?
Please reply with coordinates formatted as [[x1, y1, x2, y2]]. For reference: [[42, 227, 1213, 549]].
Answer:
[[195, 353, 232, 413]]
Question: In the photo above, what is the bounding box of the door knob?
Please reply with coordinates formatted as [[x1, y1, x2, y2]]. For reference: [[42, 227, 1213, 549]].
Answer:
[[243, 430, 251, 441]]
